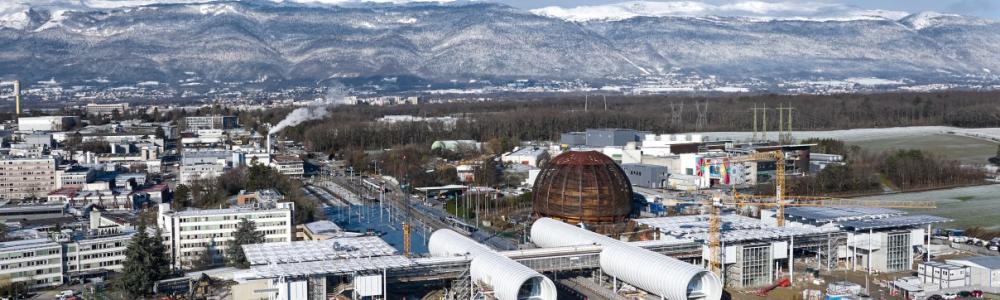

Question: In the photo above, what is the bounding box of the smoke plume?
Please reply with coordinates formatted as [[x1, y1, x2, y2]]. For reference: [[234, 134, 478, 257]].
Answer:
[[269, 86, 348, 134]]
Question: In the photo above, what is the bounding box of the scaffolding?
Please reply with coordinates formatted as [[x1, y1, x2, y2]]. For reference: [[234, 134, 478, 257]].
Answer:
[[741, 245, 773, 288], [886, 232, 910, 272]]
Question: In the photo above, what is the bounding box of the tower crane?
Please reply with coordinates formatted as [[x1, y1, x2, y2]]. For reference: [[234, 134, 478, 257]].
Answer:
[[704, 150, 787, 224], [699, 150, 937, 279]]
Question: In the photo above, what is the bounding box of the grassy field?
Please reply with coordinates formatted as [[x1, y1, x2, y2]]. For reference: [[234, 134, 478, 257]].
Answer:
[[847, 133, 997, 164], [696, 127, 1000, 164], [855, 184, 1000, 230]]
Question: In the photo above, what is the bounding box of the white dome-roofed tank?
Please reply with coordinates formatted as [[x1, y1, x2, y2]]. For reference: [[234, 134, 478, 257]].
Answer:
[[531, 218, 722, 300], [428, 229, 557, 300]]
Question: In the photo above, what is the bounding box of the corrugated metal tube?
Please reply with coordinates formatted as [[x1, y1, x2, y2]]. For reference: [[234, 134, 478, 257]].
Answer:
[[531, 218, 722, 300], [429, 229, 557, 300]]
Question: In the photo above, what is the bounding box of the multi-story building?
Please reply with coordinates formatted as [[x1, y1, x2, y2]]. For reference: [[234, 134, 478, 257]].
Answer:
[[0, 156, 58, 200], [271, 156, 304, 178], [23, 133, 54, 148], [183, 116, 238, 131], [63, 210, 135, 282], [179, 150, 230, 184], [157, 202, 295, 270], [16, 116, 80, 132], [0, 238, 64, 289], [85, 103, 130, 116], [63, 233, 133, 277], [55, 166, 95, 189]]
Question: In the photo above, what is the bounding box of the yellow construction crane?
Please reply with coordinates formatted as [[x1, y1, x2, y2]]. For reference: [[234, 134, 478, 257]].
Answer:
[[708, 150, 787, 224], [706, 196, 722, 276], [402, 223, 411, 257], [697, 150, 784, 278], [700, 150, 937, 279]]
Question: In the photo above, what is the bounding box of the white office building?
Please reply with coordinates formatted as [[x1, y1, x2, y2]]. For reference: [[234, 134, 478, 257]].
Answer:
[[17, 116, 79, 132], [271, 156, 304, 178], [0, 238, 64, 289], [157, 202, 295, 270], [179, 150, 230, 184], [64, 233, 134, 276]]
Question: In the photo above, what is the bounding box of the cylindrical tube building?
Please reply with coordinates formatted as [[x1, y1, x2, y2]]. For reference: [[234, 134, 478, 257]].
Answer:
[[531, 218, 722, 300], [429, 229, 557, 300]]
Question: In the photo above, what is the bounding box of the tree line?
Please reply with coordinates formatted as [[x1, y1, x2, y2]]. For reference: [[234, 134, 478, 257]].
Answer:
[[786, 147, 983, 196], [257, 91, 1000, 155]]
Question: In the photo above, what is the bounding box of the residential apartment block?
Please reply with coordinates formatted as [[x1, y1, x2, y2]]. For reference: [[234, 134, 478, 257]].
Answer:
[[0, 156, 57, 200]]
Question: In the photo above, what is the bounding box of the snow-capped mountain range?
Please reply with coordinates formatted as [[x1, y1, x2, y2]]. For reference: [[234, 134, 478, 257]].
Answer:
[[1, 0, 999, 90]]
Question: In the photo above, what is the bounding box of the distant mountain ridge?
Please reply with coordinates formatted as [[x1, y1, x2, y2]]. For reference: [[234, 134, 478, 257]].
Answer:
[[1, 1, 999, 88]]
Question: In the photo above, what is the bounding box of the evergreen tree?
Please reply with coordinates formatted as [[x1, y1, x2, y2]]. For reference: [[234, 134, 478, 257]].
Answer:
[[117, 221, 171, 296], [117, 222, 155, 296], [148, 227, 171, 278], [172, 184, 190, 209], [154, 126, 166, 139], [227, 218, 264, 269], [246, 164, 279, 191]]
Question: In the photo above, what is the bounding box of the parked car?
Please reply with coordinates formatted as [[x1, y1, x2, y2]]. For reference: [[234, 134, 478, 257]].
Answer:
[[972, 290, 984, 298], [941, 292, 958, 299]]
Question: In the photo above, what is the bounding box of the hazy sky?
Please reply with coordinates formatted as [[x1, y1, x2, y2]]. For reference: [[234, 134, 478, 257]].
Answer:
[[495, 0, 1000, 19]]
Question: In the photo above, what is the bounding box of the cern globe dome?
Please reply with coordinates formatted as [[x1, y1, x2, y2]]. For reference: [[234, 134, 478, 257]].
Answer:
[[532, 151, 633, 226]]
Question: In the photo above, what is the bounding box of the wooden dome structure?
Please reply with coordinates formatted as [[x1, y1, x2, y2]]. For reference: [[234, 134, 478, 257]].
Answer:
[[532, 151, 633, 225]]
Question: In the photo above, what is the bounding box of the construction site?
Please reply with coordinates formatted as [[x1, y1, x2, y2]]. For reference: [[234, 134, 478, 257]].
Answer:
[[209, 102, 998, 300], [224, 131, 985, 300]]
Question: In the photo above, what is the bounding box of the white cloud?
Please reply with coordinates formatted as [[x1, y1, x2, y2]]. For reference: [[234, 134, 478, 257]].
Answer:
[[530, 0, 912, 22]]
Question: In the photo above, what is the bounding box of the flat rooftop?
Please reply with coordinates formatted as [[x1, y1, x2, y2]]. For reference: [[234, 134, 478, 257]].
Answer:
[[635, 214, 837, 243], [239, 255, 413, 279], [170, 205, 289, 217], [949, 256, 1000, 270], [242, 236, 396, 265], [304, 220, 341, 235], [783, 207, 906, 223], [0, 238, 60, 251], [838, 215, 951, 231]]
